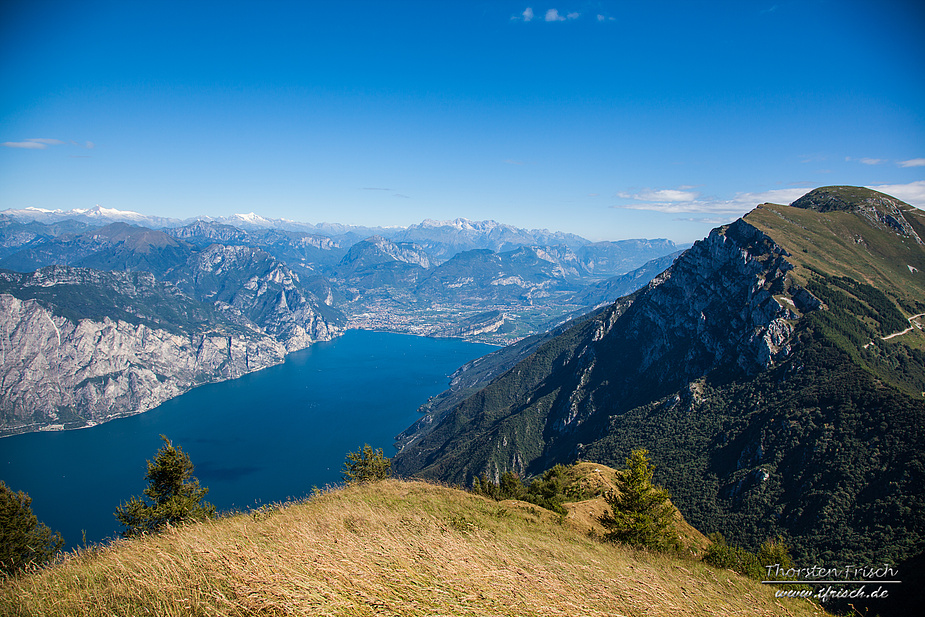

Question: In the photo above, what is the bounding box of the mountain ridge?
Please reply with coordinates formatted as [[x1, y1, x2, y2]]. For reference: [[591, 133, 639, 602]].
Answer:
[[393, 186, 925, 570]]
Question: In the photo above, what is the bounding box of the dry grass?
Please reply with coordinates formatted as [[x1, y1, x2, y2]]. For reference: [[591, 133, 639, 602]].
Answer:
[[2, 479, 827, 616]]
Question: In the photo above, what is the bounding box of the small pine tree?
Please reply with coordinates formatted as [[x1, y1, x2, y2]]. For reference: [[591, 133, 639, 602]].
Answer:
[[115, 436, 215, 537], [0, 481, 64, 577], [342, 444, 392, 485], [599, 448, 677, 551]]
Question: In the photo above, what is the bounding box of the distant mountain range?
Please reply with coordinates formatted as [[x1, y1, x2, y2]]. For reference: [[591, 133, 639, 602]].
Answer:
[[1, 206, 593, 251], [0, 209, 685, 344], [0, 208, 684, 435], [393, 186, 925, 577]]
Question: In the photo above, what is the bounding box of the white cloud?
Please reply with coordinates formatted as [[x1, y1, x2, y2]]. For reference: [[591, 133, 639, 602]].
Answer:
[[545, 9, 565, 21], [866, 180, 925, 209], [618, 188, 699, 202], [899, 158, 925, 168], [2, 137, 90, 150], [2, 140, 48, 149], [567, 12, 579, 19], [673, 216, 736, 226], [522, 7, 534, 21], [614, 187, 809, 214], [846, 156, 884, 165]]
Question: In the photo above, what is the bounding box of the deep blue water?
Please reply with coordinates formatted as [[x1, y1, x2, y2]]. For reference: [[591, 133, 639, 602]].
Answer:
[[0, 331, 494, 549]]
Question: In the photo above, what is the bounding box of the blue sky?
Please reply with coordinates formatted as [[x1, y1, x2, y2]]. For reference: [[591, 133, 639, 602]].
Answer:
[[2, 1, 923, 242]]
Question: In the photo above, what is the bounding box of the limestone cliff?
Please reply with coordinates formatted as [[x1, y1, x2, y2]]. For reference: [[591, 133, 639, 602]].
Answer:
[[0, 265, 340, 436]]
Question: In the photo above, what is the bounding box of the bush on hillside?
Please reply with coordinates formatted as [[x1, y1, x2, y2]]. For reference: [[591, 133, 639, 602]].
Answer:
[[115, 436, 215, 537], [342, 444, 392, 485], [703, 532, 795, 582], [0, 481, 64, 577], [471, 465, 570, 515]]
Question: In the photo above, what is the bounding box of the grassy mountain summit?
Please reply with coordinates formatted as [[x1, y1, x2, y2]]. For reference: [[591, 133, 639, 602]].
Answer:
[[393, 186, 925, 574], [747, 186, 925, 314], [2, 479, 824, 617]]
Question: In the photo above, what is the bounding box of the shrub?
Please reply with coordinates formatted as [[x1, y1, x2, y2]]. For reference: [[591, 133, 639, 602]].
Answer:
[[471, 466, 569, 515], [115, 436, 215, 537], [0, 481, 64, 577], [342, 444, 392, 485], [703, 532, 795, 581]]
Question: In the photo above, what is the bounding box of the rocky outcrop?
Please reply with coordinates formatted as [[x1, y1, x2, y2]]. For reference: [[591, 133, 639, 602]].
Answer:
[[172, 244, 344, 352], [394, 218, 817, 480]]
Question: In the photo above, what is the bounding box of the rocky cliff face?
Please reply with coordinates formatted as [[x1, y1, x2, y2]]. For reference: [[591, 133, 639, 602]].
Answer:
[[172, 244, 343, 352], [393, 190, 925, 569], [393, 218, 815, 480], [0, 264, 341, 436]]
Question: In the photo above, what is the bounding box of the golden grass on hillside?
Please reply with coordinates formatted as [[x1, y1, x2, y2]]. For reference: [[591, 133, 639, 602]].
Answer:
[[1, 480, 826, 617]]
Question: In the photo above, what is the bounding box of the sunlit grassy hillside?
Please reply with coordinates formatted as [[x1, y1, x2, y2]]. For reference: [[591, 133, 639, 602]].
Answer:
[[2, 479, 826, 617]]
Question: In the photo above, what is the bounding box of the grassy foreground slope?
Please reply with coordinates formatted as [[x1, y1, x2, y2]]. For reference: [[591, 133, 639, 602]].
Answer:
[[2, 480, 824, 617]]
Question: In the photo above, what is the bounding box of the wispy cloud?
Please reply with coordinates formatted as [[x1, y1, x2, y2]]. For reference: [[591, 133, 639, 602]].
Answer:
[[596, 14, 615, 21], [2, 137, 93, 150], [866, 180, 925, 208], [673, 216, 737, 226], [899, 158, 925, 168], [618, 188, 699, 203], [2, 140, 48, 149], [615, 182, 925, 214], [518, 7, 534, 21], [28, 138, 65, 146], [503, 159, 525, 165], [613, 187, 810, 214], [362, 187, 392, 191], [846, 156, 884, 165]]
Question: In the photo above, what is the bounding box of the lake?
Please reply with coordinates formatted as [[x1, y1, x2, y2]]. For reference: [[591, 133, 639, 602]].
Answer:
[[0, 330, 495, 548]]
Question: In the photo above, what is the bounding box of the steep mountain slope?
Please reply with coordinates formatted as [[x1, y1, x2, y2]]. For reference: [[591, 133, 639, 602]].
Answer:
[[0, 267, 286, 436], [168, 244, 343, 351], [393, 186, 925, 568]]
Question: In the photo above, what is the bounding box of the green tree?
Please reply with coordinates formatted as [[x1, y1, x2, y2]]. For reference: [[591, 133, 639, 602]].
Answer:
[[0, 481, 64, 577], [599, 448, 678, 550], [342, 444, 392, 485], [115, 436, 215, 537], [703, 533, 795, 581]]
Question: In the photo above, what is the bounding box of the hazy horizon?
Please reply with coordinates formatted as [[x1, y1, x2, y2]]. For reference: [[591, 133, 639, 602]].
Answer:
[[2, 1, 923, 244]]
